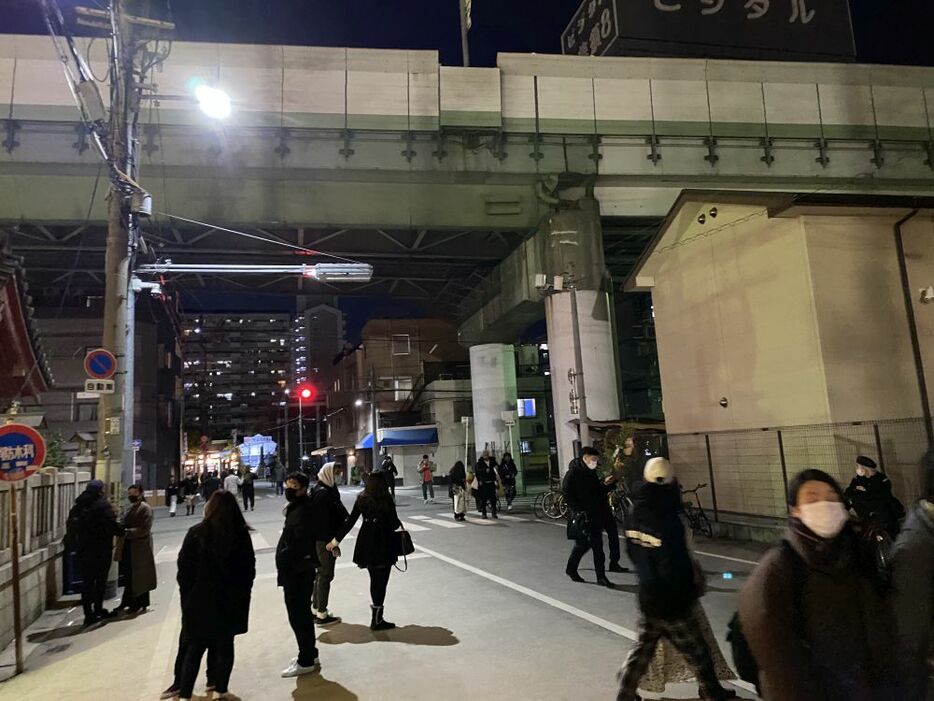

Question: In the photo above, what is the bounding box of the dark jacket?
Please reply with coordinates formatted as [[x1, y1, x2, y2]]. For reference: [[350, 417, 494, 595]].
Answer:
[[381, 457, 399, 477], [448, 463, 467, 489], [562, 459, 613, 524], [178, 523, 255, 640], [738, 521, 900, 701], [201, 475, 220, 500], [166, 480, 179, 499], [499, 459, 518, 486], [625, 482, 698, 620], [474, 458, 498, 486], [241, 472, 255, 492], [845, 473, 904, 536], [892, 501, 934, 700], [338, 496, 402, 568], [309, 482, 350, 542], [180, 477, 197, 499], [276, 495, 322, 586], [66, 491, 122, 565]]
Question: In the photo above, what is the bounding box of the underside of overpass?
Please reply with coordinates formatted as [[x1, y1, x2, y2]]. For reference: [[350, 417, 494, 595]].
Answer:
[[2, 217, 659, 321]]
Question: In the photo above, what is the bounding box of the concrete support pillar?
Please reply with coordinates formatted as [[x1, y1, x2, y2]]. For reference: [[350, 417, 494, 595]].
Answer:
[[469, 344, 522, 481], [541, 198, 621, 475], [546, 289, 621, 475]]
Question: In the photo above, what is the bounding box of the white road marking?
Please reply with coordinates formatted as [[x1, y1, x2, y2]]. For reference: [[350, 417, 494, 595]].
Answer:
[[409, 515, 432, 521], [693, 550, 759, 566], [254, 553, 431, 580], [399, 521, 431, 532], [155, 545, 181, 564], [414, 544, 639, 640], [416, 518, 464, 529], [436, 512, 525, 524], [250, 531, 271, 550]]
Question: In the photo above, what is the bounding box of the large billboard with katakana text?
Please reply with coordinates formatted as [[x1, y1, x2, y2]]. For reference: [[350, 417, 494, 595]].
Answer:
[[561, 0, 854, 62]]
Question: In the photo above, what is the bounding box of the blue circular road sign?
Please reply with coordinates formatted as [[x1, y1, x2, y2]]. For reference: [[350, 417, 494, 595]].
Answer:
[[84, 348, 117, 380]]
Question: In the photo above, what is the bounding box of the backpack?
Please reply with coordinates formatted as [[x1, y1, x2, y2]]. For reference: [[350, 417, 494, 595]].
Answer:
[[727, 540, 807, 690]]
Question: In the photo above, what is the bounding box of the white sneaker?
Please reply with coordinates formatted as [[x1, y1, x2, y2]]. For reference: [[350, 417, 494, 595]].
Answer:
[[212, 693, 229, 700], [281, 658, 320, 678]]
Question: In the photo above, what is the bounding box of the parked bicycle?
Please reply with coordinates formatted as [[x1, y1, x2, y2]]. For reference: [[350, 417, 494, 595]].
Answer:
[[680, 483, 714, 538], [534, 477, 568, 520]]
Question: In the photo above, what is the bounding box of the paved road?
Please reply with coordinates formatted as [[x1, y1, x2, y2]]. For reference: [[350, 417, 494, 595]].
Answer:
[[3, 482, 765, 701]]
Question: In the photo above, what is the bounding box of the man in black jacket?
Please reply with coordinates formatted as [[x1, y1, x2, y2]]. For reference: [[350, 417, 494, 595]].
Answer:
[[66, 479, 123, 626], [474, 450, 499, 519], [844, 455, 904, 538], [563, 447, 617, 587], [617, 458, 732, 701], [309, 462, 349, 626], [276, 472, 324, 678]]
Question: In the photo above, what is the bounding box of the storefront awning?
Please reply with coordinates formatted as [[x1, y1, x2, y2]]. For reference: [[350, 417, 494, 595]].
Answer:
[[310, 446, 332, 456], [357, 426, 438, 449]]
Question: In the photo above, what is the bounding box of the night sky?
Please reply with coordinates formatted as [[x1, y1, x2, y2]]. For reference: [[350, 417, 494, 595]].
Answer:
[[2, 0, 934, 67]]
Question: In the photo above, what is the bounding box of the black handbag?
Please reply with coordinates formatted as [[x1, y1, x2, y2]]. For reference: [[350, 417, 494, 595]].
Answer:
[[394, 528, 415, 572], [566, 511, 589, 541]]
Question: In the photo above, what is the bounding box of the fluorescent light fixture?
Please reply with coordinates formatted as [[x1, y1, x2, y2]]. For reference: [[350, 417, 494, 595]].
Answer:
[[304, 263, 373, 283], [355, 398, 364, 406], [194, 84, 231, 119]]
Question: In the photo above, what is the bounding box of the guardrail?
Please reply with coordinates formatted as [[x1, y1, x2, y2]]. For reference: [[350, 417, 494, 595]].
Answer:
[[0, 469, 90, 568]]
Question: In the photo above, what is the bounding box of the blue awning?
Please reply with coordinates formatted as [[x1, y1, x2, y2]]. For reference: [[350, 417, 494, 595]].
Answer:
[[357, 425, 438, 449]]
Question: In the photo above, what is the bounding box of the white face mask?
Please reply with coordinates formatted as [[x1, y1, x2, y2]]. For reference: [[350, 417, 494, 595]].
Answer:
[[584, 459, 598, 470], [797, 500, 848, 539]]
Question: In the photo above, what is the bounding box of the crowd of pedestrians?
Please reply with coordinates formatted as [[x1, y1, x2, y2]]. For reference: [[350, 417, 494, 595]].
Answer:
[[64, 440, 933, 701]]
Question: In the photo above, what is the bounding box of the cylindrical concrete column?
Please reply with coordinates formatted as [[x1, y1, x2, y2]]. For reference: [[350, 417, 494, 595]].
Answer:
[[546, 289, 620, 476], [469, 344, 520, 469]]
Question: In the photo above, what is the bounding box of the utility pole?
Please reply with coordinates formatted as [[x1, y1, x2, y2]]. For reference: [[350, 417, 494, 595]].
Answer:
[[370, 369, 381, 469], [91, 0, 172, 496]]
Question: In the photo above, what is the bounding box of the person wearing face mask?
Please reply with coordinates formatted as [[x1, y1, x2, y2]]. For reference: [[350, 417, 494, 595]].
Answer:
[[115, 484, 157, 614], [563, 446, 618, 587], [276, 472, 326, 678], [617, 458, 735, 701], [474, 449, 500, 519], [737, 469, 901, 701], [844, 456, 904, 539]]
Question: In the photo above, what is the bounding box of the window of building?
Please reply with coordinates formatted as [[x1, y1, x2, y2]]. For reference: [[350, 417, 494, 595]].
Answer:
[[517, 398, 536, 418], [520, 440, 532, 455], [391, 334, 411, 356]]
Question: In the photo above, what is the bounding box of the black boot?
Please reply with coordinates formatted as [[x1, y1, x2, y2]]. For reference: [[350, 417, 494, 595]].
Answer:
[[370, 605, 395, 631]]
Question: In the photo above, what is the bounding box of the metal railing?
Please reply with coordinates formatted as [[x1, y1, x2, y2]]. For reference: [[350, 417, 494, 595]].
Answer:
[[668, 417, 932, 522], [0, 469, 90, 567]]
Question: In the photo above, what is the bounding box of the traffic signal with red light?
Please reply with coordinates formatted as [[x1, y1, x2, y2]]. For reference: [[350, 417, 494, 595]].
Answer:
[[297, 384, 316, 401]]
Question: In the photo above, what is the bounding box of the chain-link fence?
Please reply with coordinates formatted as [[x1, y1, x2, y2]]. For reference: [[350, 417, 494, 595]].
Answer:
[[669, 418, 932, 521]]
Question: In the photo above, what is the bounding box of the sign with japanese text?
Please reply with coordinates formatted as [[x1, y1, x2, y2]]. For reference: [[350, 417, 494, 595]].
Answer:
[[0, 424, 46, 482], [561, 0, 855, 62]]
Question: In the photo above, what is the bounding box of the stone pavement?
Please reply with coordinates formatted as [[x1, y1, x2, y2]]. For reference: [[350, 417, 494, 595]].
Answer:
[[0, 483, 764, 701]]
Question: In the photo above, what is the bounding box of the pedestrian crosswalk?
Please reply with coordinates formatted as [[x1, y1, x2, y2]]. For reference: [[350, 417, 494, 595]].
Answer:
[[409, 515, 465, 529], [155, 530, 274, 563]]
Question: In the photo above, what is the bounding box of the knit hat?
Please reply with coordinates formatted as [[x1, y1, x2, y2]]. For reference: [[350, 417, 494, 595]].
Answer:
[[856, 455, 877, 469], [86, 479, 105, 493], [644, 457, 674, 484]]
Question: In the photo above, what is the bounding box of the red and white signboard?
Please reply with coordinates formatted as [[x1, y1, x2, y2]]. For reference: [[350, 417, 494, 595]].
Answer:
[[84, 348, 117, 380], [0, 423, 46, 482]]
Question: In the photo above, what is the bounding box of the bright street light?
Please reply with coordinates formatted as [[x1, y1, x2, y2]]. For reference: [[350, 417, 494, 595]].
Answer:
[[355, 398, 364, 407], [194, 84, 231, 119], [300, 387, 313, 400]]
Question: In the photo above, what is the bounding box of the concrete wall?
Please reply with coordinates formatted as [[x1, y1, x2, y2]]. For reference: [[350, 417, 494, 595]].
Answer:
[[803, 216, 923, 422], [653, 207, 828, 433], [653, 204, 934, 516]]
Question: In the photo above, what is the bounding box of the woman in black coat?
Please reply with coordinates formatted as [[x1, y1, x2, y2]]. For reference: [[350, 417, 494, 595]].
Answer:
[[331, 470, 402, 631], [176, 491, 255, 701]]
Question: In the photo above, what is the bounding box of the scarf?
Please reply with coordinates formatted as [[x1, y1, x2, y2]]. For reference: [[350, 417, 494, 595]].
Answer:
[[318, 462, 336, 488]]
